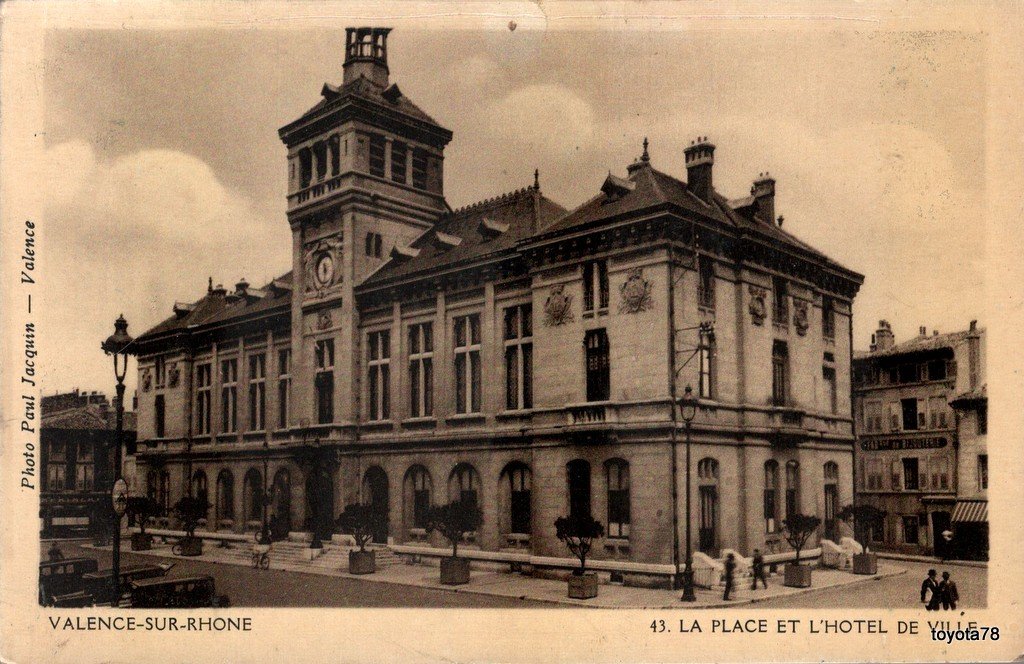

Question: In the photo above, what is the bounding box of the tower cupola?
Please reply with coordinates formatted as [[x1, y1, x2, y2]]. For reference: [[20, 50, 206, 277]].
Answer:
[[344, 27, 391, 87]]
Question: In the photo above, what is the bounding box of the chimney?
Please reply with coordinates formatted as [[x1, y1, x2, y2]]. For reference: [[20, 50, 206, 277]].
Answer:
[[211, 283, 227, 297], [235, 278, 250, 296], [874, 320, 895, 351], [684, 136, 715, 203], [967, 320, 981, 390], [751, 173, 776, 224], [870, 333, 877, 352], [343, 27, 392, 87], [919, 326, 927, 337]]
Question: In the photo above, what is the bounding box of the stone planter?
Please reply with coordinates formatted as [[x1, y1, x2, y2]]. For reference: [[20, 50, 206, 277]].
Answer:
[[852, 552, 878, 575], [567, 572, 599, 599], [131, 532, 152, 551], [178, 536, 203, 557], [440, 557, 471, 585], [349, 549, 376, 575], [784, 563, 813, 588]]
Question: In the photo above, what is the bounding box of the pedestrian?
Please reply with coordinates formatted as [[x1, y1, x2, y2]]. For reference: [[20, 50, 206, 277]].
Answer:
[[47, 542, 64, 562], [723, 552, 736, 601], [940, 571, 959, 610], [751, 549, 768, 590], [920, 569, 939, 610]]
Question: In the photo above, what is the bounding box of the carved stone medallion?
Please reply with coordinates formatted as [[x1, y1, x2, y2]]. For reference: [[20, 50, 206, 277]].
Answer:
[[141, 369, 152, 393], [619, 267, 653, 314], [793, 300, 809, 336], [317, 310, 333, 330], [748, 285, 767, 326], [544, 284, 574, 326]]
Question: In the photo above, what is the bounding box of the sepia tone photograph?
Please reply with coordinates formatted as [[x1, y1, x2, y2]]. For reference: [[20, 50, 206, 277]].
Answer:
[[2, 2, 1022, 662]]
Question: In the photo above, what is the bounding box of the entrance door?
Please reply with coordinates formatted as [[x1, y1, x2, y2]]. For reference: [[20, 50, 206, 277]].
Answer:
[[270, 470, 291, 540], [304, 466, 334, 540], [363, 467, 389, 544], [932, 511, 951, 559], [824, 484, 839, 541], [699, 486, 718, 554]]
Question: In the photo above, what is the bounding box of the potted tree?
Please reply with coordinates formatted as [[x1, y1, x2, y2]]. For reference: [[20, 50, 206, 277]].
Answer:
[[336, 503, 382, 575], [126, 496, 161, 551], [171, 495, 209, 556], [837, 503, 884, 575], [554, 513, 605, 599], [782, 513, 821, 588], [424, 500, 483, 585]]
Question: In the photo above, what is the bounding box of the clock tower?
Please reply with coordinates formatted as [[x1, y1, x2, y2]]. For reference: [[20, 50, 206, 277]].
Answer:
[[278, 27, 453, 436]]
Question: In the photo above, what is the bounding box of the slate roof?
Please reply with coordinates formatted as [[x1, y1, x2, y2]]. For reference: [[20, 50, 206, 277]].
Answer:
[[951, 384, 987, 405], [533, 161, 851, 273], [137, 272, 292, 342], [359, 187, 566, 288], [42, 404, 136, 432], [853, 328, 977, 361], [289, 76, 444, 134]]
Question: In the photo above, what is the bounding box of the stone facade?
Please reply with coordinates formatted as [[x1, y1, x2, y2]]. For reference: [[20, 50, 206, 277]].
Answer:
[[132, 27, 863, 584]]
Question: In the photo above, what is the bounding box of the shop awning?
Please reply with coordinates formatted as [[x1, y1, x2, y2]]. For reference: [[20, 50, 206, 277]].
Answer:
[[951, 500, 988, 523]]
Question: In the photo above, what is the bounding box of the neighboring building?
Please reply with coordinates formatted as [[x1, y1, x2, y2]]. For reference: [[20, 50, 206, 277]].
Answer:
[[40, 390, 137, 538], [132, 27, 863, 585], [949, 320, 987, 560], [852, 320, 986, 558]]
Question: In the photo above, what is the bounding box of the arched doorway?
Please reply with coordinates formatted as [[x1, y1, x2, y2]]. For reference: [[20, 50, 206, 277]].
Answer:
[[362, 467, 389, 544], [697, 458, 719, 555], [304, 465, 334, 541], [270, 469, 291, 540]]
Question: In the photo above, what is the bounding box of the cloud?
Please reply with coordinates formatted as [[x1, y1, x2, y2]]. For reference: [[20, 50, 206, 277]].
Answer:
[[483, 83, 596, 156], [40, 141, 290, 395]]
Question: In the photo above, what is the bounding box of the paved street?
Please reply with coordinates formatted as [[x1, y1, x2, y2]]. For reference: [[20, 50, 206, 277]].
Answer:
[[55, 542, 553, 608], [755, 559, 986, 609]]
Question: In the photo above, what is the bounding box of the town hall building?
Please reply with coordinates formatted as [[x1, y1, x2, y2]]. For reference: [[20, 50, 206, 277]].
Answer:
[[132, 27, 864, 585]]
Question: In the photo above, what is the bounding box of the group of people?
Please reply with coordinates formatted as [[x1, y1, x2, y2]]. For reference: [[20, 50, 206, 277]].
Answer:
[[722, 550, 770, 601], [920, 569, 960, 610]]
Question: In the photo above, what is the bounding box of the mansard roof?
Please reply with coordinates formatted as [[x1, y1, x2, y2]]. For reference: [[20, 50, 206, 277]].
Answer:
[[853, 327, 976, 362], [358, 187, 566, 289], [136, 272, 292, 346], [42, 404, 137, 433], [529, 161, 855, 277]]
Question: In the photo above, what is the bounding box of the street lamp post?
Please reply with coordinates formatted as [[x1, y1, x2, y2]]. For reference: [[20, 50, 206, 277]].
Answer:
[[679, 384, 698, 602], [101, 314, 136, 604]]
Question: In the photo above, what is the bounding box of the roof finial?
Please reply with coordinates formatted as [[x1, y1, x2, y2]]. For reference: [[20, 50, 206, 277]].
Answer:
[[208, 276, 213, 293], [534, 168, 540, 190], [642, 136, 650, 162]]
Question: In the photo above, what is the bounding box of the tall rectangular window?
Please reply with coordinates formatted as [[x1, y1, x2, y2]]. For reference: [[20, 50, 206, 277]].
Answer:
[[901, 398, 919, 431], [248, 353, 266, 431], [888, 402, 902, 432], [315, 339, 334, 424], [154, 394, 166, 438], [698, 255, 715, 309], [75, 444, 94, 491], [277, 349, 291, 430], [367, 330, 391, 421], [220, 358, 238, 433], [772, 276, 789, 324], [823, 366, 837, 414], [411, 148, 428, 189], [585, 329, 611, 402], [196, 363, 212, 435], [978, 404, 988, 434], [47, 441, 66, 491], [699, 334, 714, 399], [606, 461, 630, 539], [902, 516, 919, 544], [368, 133, 386, 177], [785, 461, 799, 521], [864, 401, 881, 433], [391, 141, 407, 184], [772, 340, 789, 406], [582, 260, 609, 314], [154, 356, 167, 387], [902, 458, 919, 491], [454, 315, 482, 414], [928, 396, 948, 429], [822, 295, 835, 339], [763, 462, 779, 532], [408, 323, 434, 418], [504, 304, 533, 410], [978, 454, 988, 490]]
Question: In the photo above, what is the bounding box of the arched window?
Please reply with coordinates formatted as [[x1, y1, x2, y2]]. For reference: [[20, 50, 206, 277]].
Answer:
[[244, 469, 263, 524], [403, 465, 432, 531], [606, 459, 630, 539], [500, 462, 532, 537], [785, 461, 800, 521], [763, 461, 779, 533], [566, 460, 591, 520], [192, 470, 209, 519], [697, 458, 719, 554], [216, 470, 234, 527], [449, 463, 480, 513]]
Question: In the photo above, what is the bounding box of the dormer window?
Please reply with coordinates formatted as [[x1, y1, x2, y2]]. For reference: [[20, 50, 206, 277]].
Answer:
[[369, 134, 386, 178], [479, 217, 509, 237], [433, 231, 462, 249]]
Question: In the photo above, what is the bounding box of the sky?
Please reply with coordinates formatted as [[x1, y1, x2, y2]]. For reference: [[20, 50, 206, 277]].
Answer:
[[40, 26, 986, 398]]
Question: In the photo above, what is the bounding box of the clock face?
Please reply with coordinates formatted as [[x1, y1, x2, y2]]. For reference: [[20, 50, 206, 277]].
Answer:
[[315, 253, 334, 287]]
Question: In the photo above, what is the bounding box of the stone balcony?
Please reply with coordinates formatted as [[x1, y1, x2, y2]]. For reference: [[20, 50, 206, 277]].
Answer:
[[565, 402, 619, 426], [288, 175, 344, 210]]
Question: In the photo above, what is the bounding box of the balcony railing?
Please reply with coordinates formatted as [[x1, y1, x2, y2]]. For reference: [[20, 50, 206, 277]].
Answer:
[[566, 403, 618, 426], [289, 175, 344, 209]]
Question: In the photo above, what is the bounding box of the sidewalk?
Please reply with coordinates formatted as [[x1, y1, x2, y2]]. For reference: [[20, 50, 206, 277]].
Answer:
[[876, 552, 987, 569], [83, 540, 907, 609]]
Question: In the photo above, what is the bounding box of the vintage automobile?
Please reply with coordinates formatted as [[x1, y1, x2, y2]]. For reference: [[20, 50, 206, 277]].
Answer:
[[39, 558, 99, 606], [82, 563, 175, 605], [129, 575, 229, 608]]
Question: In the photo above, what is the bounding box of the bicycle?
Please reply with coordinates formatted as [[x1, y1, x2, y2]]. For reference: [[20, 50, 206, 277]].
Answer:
[[251, 548, 270, 570]]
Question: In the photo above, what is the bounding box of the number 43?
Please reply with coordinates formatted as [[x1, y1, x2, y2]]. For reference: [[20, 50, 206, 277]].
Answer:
[[650, 619, 668, 633]]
